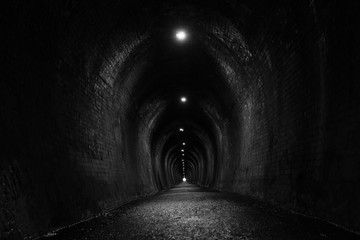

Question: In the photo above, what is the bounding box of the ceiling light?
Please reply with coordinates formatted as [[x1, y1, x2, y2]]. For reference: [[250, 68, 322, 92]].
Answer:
[[176, 31, 187, 41]]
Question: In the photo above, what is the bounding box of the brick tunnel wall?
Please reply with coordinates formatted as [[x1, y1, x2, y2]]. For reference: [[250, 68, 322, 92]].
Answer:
[[1, 2, 159, 238], [212, 0, 360, 232]]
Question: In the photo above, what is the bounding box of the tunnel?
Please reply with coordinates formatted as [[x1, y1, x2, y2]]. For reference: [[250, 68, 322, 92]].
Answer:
[[2, 0, 360, 239]]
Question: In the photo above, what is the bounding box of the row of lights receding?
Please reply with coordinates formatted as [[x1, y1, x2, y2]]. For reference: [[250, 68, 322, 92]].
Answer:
[[179, 123, 187, 182], [179, 125, 187, 182], [181, 139, 186, 182], [179, 97, 186, 180], [177, 30, 187, 182]]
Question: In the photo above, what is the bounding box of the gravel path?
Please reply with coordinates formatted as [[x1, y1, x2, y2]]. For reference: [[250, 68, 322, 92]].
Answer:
[[41, 182, 359, 240]]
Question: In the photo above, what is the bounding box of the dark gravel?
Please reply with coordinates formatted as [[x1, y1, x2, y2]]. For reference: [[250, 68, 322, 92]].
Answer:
[[40, 182, 360, 240]]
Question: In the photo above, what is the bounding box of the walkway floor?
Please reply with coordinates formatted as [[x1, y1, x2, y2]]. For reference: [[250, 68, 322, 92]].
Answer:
[[42, 182, 359, 240]]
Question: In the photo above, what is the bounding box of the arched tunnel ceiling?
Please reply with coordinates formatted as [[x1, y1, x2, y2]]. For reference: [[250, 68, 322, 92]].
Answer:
[[62, 0, 258, 91], [55, 0, 318, 188], [57, 0, 266, 185]]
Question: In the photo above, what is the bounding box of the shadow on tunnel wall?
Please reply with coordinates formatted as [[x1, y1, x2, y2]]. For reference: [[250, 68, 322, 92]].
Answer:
[[1, 0, 360, 239], [211, 0, 360, 234]]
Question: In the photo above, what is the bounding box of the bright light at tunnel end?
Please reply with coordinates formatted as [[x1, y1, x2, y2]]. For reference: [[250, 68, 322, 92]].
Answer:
[[180, 97, 187, 103], [176, 30, 187, 41], [183, 177, 187, 182]]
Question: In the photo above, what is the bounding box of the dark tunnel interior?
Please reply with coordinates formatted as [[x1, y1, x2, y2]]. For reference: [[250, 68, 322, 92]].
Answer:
[[2, 0, 360, 239]]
